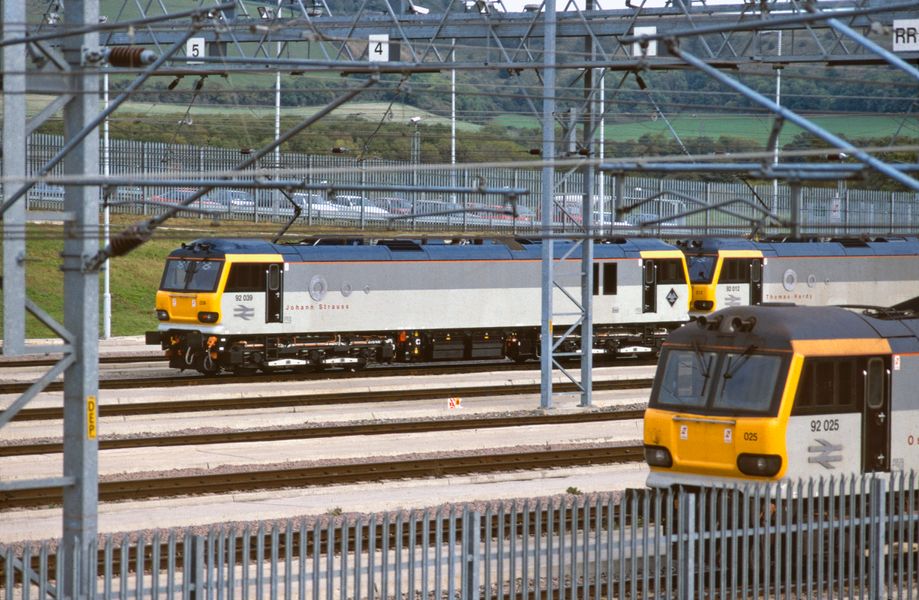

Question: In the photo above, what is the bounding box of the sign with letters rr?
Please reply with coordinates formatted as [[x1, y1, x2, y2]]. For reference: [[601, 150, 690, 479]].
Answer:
[[893, 20, 919, 52]]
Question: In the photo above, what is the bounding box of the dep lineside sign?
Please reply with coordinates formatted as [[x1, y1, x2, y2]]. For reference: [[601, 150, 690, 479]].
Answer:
[[893, 20, 919, 52]]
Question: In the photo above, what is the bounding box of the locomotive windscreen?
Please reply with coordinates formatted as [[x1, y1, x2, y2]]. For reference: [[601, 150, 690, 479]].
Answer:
[[686, 255, 717, 283], [651, 347, 786, 416], [160, 258, 223, 292]]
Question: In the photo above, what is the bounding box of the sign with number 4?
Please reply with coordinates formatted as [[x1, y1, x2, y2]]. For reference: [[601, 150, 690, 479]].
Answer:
[[369, 34, 389, 62]]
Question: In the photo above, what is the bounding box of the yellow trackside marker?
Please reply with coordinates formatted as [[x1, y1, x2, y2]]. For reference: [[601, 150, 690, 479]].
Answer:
[[87, 396, 97, 440]]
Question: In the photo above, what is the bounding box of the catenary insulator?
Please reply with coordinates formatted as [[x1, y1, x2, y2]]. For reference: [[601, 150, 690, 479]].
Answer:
[[109, 227, 150, 257], [107, 47, 158, 68]]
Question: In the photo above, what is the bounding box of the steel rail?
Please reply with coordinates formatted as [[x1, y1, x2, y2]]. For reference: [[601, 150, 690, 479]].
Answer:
[[2, 377, 652, 421], [0, 353, 164, 368], [0, 444, 643, 510], [0, 359, 654, 394], [0, 408, 646, 457]]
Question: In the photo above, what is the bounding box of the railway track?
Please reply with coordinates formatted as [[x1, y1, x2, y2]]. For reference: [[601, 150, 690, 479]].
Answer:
[[0, 443, 644, 510], [2, 377, 652, 421], [0, 353, 164, 368], [0, 407, 645, 456], [0, 357, 656, 394]]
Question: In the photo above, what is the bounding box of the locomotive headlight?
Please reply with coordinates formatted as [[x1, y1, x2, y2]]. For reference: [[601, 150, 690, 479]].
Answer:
[[156, 310, 169, 321], [198, 311, 219, 323], [694, 300, 713, 310], [644, 445, 673, 468], [737, 453, 782, 477]]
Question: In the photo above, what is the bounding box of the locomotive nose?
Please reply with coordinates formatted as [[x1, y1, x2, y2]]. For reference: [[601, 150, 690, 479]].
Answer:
[[669, 417, 738, 476]]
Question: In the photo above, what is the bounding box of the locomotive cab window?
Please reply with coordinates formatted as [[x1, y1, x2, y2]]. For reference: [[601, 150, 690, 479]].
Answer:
[[160, 258, 223, 292], [225, 263, 267, 293], [865, 358, 885, 410], [711, 352, 783, 413], [651, 346, 786, 416], [656, 259, 685, 285], [267, 264, 281, 291], [792, 357, 860, 415], [654, 349, 717, 409], [687, 255, 716, 283], [720, 258, 751, 284], [751, 260, 762, 283]]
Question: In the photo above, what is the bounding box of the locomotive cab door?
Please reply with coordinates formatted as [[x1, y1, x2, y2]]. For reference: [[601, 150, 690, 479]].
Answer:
[[642, 260, 657, 313], [862, 357, 891, 472], [750, 259, 762, 305], [266, 263, 284, 323]]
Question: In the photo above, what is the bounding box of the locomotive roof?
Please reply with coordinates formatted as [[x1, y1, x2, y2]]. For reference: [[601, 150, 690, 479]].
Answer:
[[167, 237, 682, 261], [665, 305, 919, 352], [680, 236, 919, 257]]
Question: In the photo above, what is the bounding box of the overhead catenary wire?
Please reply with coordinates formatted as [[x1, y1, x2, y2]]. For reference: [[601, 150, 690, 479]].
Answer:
[[6, 1, 918, 241]]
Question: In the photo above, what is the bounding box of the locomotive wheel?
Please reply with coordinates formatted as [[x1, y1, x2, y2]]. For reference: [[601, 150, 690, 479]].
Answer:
[[198, 353, 221, 377], [348, 359, 368, 373], [232, 366, 259, 376], [187, 350, 219, 376]]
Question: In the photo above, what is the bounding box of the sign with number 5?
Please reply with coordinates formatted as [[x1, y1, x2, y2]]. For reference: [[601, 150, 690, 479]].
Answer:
[[187, 37, 205, 64]]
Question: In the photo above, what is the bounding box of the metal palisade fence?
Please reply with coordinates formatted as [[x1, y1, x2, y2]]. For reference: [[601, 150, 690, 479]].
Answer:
[[21, 133, 919, 237], [3, 472, 919, 599]]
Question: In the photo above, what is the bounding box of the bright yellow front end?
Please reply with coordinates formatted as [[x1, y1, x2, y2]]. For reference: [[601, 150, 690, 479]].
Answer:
[[644, 409, 788, 486], [687, 249, 762, 315], [690, 283, 716, 314], [154, 256, 227, 328], [155, 289, 222, 325], [644, 342, 793, 489]]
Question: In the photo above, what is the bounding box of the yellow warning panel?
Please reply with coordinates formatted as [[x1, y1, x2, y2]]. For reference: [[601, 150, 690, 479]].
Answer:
[[87, 395, 97, 440]]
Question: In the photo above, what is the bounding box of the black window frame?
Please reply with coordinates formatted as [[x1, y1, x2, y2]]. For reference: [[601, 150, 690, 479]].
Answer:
[[687, 254, 717, 284], [791, 357, 862, 416], [225, 263, 268, 293], [719, 257, 752, 284], [592, 262, 618, 296], [159, 258, 224, 293], [656, 258, 685, 285], [649, 346, 789, 418]]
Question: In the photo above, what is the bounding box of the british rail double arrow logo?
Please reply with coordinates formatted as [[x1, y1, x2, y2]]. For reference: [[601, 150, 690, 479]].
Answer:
[[234, 304, 256, 321], [807, 438, 843, 469]]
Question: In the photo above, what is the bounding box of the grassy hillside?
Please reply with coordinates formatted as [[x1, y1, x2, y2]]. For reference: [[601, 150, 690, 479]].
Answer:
[[491, 113, 919, 147], [5, 217, 320, 339], [19, 95, 481, 131]]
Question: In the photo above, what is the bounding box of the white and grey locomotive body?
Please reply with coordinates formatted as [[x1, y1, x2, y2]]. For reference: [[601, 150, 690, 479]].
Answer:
[[147, 237, 690, 374], [685, 237, 919, 314]]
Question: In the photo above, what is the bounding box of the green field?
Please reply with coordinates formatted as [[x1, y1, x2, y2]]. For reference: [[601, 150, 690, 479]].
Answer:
[[18, 95, 482, 132], [18, 94, 913, 149], [4, 219, 326, 339], [119, 100, 482, 132], [491, 112, 919, 146]]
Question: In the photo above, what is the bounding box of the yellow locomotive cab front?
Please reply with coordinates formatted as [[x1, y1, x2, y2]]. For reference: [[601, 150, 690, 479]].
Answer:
[[645, 408, 787, 482], [155, 256, 226, 325], [644, 331, 792, 488], [685, 248, 763, 315]]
